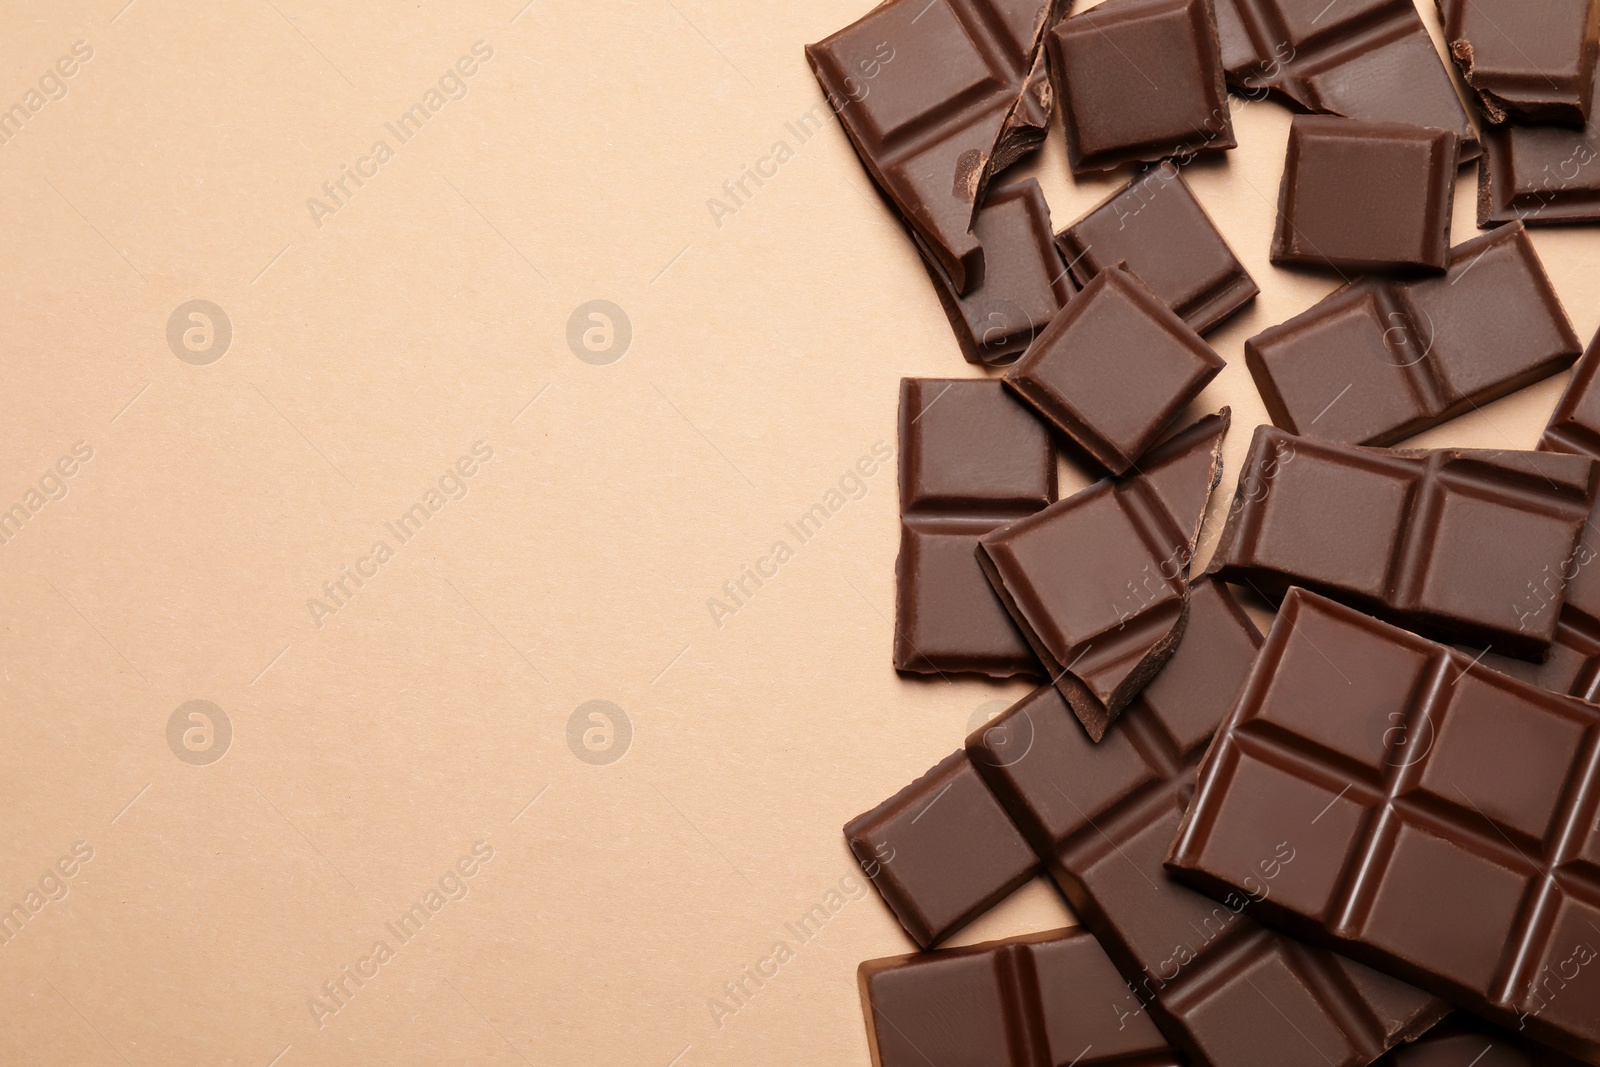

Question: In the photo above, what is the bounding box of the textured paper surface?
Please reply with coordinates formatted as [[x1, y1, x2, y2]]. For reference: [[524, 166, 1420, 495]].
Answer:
[[2, 1, 1596, 1064]]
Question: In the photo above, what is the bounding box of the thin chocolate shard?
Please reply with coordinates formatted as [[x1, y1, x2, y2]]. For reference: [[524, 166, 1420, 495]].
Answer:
[[979, 410, 1230, 740], [1436, 0, 1600, 125]]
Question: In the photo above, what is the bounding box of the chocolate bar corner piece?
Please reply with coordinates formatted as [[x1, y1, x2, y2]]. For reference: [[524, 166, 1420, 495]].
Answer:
[[980, 411, 1229, 741], [1436, 0, 1600, 126], [1167, 587, 1600, 1061], [1271, 116, 1457, 273], [1047, 0, 1235, 175], [1055, 165, 1257, 335], [1543, 329, 1600, 461], [1215, 0, 1479, 163], [805, 0, 1069, 295], [1479, 75, 1600, 226]]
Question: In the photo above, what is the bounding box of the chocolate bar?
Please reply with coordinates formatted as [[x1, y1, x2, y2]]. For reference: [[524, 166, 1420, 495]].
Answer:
[[1046, 0, 1235, 174], [969, 579, 1450, 1067], [805, 0, 1067, 294], [1055, 164, 1257, 335], [1436, 0, 1600, 125], [1543, 330, 1600, 460], [858, 928, 1181, 1067], [1479, 76, 1600, 225], [1382, 1013, 1587, 1066], [1247, 222, 1582, 446], [1003, 266, 1226, 475], [1168, 587, 1600, 1062], [1206, 425, 1600, 658], [1271, 116, 1457, 273], [895, 378, 1056, 678], [1213, 0, 1479, 161], [980, 410, 1229, 740], [921, 179, 1076, 367]]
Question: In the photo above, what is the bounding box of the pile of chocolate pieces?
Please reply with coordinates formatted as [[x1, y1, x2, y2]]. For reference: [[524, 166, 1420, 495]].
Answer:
[[807, 0, 1600, 1063]]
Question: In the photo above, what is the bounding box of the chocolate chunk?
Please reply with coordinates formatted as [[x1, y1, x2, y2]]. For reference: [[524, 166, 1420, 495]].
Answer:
[[895, 378, 1056, 678], [1004, 266, 1226, 474], [805, 0, 1068, 294], [1168, 587, 1600, 1063], [1437, 0, 1600, 125], [921, 179, 1076, 366], [1542, 328, 1600, 459], [1206, 425, 1600, 658], [1214, 0, 1480, 161], [1271, 116, 1457, 273], [1046, 0, 1235, 174], [968, 581, 1450, 1067], [1247, 221, 1582, 446], [1055, 164, 1258, 334], [845, 750, 1038, 948], [980, 411, 1229, 740], [1479, 74, 1600, 225], [858, 928, 1181, 1067], [1380, 1014, 1589, 1067]]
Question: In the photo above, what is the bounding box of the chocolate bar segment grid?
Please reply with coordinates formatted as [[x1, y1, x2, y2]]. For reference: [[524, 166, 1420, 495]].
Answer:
[[1169, 588, 1600, 1061]]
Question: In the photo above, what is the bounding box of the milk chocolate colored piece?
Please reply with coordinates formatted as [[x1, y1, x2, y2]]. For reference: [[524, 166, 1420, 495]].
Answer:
[[1168, 588, 1600, 1062], [845, 750, 1038, 948], [1206, 425, 1599, 658], [1004, 266, 1226, 474], [1055, 165, 1257, 334], [1213, 0, 1479, 161], [1047, 0, 1235, 174], [1543, 329, 1600, 460], [859, 928, 1182, 1067], [1380, 1014, 1587, 1067], [980, 411, 1229, 740], [1272, 117, 1457, 273], [895, 378, 1056, 678], [1437, 0, 1600, 125], [922, 179, 1076, 366], [806, 0, 1068, 294], [1479, 76, 1600, 225], [1247, 222, 1582, 446], [969, 580, 1449, 1067]]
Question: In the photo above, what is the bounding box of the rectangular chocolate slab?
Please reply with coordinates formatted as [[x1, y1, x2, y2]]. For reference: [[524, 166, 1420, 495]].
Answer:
[[1437, 0, 1600, 125], [1247, 222, 1582, 447], [1168, 587, 1600, 1062], [1479, 75, 1600, 226], [969, 579, 1450, 1067], [1206, 424, 1599, 658]]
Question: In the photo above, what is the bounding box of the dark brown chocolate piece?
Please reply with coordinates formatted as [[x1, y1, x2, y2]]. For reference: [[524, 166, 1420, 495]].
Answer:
[[805, 0, 1068, 294], [895, 378, 1056, 678], [859, 927, 1182, 1067], [845, 750, 1038, 948], [1168, 587, 1600, 1063], [1004, 266, 1226, 474], [1543, 328, 1600, 460], [1055, 164, 1258, 335], [1479, 75, 1600, 225], [1047, 0, 1235, 174], [1437, 0, 1600, 125], [1271, 116, 1457, 273], [1213, 0, 1480, 161], [969, 580, 1450, 1067], [921, 179, 1076, 366], [1207, 425, 1600, 658], [980, 411, 1229, 740], [1380, 1014, 1588, 1067], [1247, 222, 1582, 446]]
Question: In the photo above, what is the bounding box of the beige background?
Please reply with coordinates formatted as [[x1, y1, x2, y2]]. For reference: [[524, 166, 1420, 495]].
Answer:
[[1, 0, 1597, 1064]]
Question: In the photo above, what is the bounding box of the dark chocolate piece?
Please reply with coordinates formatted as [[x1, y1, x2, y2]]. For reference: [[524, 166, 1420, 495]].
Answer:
[[1168, 587, 1600, 1063], [1247, 222, 1582, 446], [1436, 0, 1600, 125], [845, 750, 1038, 948], [805, 0, 1068, 294], [1479, 74, 1600, 225], [921, 179, 1076, 366], [1046, 0, 1235, 174], [895, 378, 1056, 678], [1271, 116, 1457, 273], [970, 579, 1450, 1067], [859, 927, 1181, 1067], [1004, 266, 1226, 474], [1543, 328, 1600, 460], [980, 411, 1229, 740], [1213, 0, 1480, 161], [1206, 425, 1599, 658], [1379, 1013, 1588, 1067], [1055, 164, 1258, 335]]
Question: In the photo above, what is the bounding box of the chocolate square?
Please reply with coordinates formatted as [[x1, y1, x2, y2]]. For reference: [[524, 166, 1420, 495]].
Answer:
[[1437, 0, 1600, 125], [1479, 75, 1600, 226]]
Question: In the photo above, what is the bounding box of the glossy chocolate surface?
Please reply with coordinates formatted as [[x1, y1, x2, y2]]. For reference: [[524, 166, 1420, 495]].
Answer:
[[1437, 0, 1599, 125]]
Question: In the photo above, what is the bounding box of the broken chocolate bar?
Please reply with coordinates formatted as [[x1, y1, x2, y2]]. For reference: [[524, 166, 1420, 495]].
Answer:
[[1437, 0, 1600, 125], [1480, 75, 1600, 225]]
